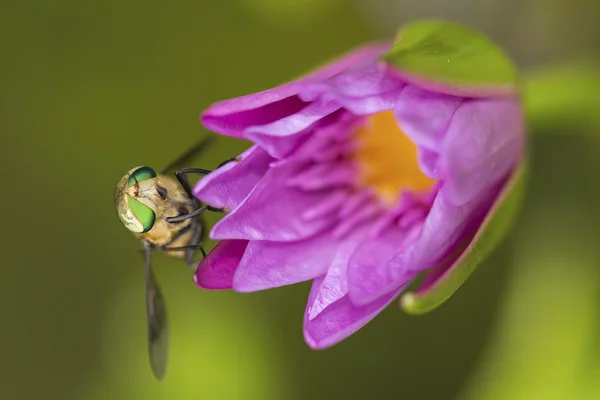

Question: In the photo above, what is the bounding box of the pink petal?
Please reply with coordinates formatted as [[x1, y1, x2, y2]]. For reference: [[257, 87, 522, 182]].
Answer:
[[394, 85, 463, 179], [287, 160, 357, 191], [201, 43, 391, 138], [231, 202, 377, 293], [299, 62, 406, 115], [245, 100, 341, 158], [303, 277, 409, 349], [331, 202, 381, 239], [388, 182, 501, 277], [194, 240, 248, 290], [271, 111, 358, 168], [307, 234, 365, 320], [193, 145, 273, 210], [308, 265, 348, 321], [347, 223, 421, 306], [441, 99, 525, 205], [233, 231, 344, 292], [416, 148, 441, 178], [202, 96, 307, 139], [209, 114, 365, 242], [413, 162, 522, 296], [210, 159, 338, 242]]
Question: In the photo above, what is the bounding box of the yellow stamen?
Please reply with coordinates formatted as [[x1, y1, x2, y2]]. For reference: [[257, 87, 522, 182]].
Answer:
[[354, 111, 436, 205]]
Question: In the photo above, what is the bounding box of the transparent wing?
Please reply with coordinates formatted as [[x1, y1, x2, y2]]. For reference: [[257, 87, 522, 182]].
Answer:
[[144, 247, 169, 380], [161, 135, 215, 175]]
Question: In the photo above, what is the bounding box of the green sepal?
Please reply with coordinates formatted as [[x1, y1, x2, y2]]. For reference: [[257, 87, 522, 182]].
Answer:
[[382, 20, 518, 97], [401, 155, 529, 314]]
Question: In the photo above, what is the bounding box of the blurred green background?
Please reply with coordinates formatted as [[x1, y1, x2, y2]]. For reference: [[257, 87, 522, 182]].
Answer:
[[2, 1, 600, 399]]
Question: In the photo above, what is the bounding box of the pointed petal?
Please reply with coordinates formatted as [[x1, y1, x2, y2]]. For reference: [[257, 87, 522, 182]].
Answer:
[[393, 85, 463, 178], [308, 265, 347, 321], [209, 115, 362, 242], [389, 181, 501, 278], [299, 63, 406, 115], [210, 159, 338, 242], [201, 43, 391, 137], [394, 85, 464, 152], [232, 232, 339, 292], [306, 237, 362, 320], [347, 224, 421, 306], [303, 277, 408, 349], [202, 96, 308, 139], [194, 240, 248, 290], [193, 145, 273, 210], [232, 221, 371, 294], [441, 98, 525, 205], [245, 100, 341, 158]]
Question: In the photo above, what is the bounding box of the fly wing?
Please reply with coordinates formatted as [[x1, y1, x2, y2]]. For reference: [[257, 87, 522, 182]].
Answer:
[[160, 136, 215, 175], [145, 247, 169, 380]]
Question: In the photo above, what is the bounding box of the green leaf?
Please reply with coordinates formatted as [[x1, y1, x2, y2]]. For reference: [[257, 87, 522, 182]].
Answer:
[[383, 20, 518, 97], [401, 156, 528, 314]]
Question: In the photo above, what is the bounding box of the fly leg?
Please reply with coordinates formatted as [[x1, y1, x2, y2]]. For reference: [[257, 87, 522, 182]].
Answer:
[[185, 221, 204, 266], [217, 157, 238, 168], [166, 158, 239, 225], [173, 168, 212, 201], [172, 168, 226, 214], [160, 219, 207, 264], [160, 136, 215, 176], [165, 205, 208, 223]]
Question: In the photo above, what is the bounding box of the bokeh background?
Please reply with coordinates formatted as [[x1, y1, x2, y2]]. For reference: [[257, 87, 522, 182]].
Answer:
[[2, 1, 600, 399]]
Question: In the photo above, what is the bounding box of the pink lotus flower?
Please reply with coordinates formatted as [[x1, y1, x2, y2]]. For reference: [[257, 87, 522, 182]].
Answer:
[[193, 23, 526, 349]]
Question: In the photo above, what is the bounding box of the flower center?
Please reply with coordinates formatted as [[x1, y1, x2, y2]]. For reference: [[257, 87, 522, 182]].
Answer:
[[354, 111, 435, 205]]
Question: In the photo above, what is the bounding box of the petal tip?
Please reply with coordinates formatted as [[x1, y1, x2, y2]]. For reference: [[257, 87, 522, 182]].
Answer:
[[302, 328, 330, 350], [347, 287, 387, 308], [193, 271, 233, 290], [193, 240, 248, 290], [230, 275, 269, 293], [194, 263, 234, 290]]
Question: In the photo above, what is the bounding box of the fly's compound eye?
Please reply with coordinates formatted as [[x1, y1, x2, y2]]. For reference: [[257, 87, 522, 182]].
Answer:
[[126, 195, 156, 233], [115, 165, 158, 233], [128, 166, 157, 186]]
